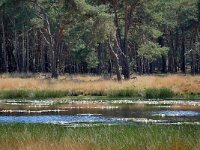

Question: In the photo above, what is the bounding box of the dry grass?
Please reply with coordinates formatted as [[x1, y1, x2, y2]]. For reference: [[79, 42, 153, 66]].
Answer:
[[134, 75, 200, 94], [0, 74, 200, 94]]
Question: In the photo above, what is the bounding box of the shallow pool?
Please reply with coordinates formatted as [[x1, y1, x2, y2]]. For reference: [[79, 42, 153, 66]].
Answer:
[[0, 99, 200, 126]]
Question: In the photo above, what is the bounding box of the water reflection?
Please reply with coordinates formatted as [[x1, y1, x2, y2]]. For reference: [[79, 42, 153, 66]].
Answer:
[[0, 115, 116, 124], [0, 99, 200, 126], [152, 110, 200, 117]]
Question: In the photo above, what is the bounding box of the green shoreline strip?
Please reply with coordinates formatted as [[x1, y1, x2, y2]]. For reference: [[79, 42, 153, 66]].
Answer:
[[0, 88, 200, 99], [0, 124, 199, 150]]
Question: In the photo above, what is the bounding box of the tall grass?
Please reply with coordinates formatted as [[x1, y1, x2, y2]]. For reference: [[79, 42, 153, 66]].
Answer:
[[0, 74, 199, 99], [0, 124, 199, 150], [0, 90, 30, 99], [0, 88, 175, 99], [145, 88, 175, 99], [108, 88, 175, 99], [0, 74, 199, 93], [108, 89, 143, 98], [0, 90, 84, 99]]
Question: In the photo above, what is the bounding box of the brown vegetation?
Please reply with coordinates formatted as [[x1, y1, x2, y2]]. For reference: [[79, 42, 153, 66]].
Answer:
[[0, 74, 200, 94]]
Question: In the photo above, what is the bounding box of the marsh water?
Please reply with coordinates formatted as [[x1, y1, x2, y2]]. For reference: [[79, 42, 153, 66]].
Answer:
[[0, 99, 200, 126]]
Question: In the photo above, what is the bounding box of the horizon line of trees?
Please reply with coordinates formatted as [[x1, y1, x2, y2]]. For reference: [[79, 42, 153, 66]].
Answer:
[[0, 0, 200, 80]]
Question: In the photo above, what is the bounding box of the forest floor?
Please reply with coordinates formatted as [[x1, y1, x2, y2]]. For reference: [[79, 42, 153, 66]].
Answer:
[[0, 73, 200, 99]]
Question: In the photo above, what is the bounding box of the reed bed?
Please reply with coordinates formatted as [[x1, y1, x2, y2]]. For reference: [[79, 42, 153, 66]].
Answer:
[[0, 124, 199, 150]]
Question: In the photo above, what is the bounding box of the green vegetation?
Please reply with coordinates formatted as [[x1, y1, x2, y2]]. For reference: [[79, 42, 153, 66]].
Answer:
[[0, 124, 199, 150], [0, 90, 83, 99], [0, 88, 177, 99], [108, 88, 175, 99], [0, 90, 30, 99], [176, 93, 200, 100], [108, 89, 141, 98], [145, 88, 175, 99], [0, 0, 200, 80]]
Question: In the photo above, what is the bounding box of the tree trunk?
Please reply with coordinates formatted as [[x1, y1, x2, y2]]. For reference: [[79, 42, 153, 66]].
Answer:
[[181, 29, 186, 73], [50, 45, 58, 78], [108, 36, 122, 81], [22, 26, 26, 72], [121, 1, 132, 79], [113, 3, 130, 80], [26, 30, 29, 72], [13, 22, 20, 72], [121, 57, 130, 79], [1, 15, 8, 72]]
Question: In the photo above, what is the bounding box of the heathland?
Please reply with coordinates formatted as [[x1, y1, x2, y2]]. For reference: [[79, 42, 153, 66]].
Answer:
[[1, 1, 200, 150], [0, 74, 200, 150], [0, 74, 199, 99]]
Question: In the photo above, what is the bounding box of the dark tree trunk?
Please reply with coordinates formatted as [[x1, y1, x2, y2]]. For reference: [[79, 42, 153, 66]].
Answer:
[[158, 36, 167, 73], [1, 15, 8, 72], [113, 2, 131, 80], [181, 29, 186, 73], [26, 30, 29, 72]]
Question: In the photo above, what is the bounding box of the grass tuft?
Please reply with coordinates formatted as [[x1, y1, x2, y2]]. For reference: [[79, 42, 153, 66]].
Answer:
[[145, 88, 175, 99], [108, 89, 140, 98], [0, 90, 30, 99], [33, 90, 68, 99]]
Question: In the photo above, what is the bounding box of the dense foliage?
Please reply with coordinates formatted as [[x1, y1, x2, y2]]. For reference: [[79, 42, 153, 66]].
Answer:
[[0, 0, 199, 79]]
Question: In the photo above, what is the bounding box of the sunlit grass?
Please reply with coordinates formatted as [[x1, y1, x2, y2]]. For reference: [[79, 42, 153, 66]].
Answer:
[[0, 74, 199, 99], [0, 74, 199, 93], [0, 124, 199, 150]]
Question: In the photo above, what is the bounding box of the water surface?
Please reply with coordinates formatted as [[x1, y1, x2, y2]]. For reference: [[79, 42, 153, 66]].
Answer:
[[0, 99, 200, 126]]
